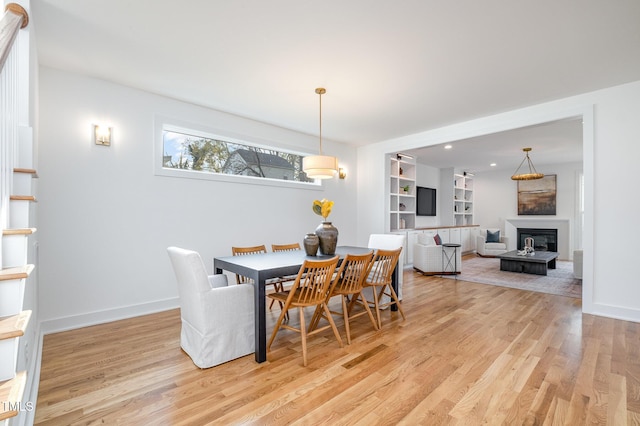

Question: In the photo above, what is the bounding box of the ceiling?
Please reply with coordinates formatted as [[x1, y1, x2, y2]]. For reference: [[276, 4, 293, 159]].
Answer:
[[405, 118, 583, 173], [31, 1, 640, 167]]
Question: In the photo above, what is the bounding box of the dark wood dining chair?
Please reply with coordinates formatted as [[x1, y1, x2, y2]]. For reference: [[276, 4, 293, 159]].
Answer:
[[232, 245, 287, 317], [271, 243, 301, 252], [267, 256, 342, 366], [270, 243, 302, 310], [310, 250, 377, 344], [350, 247, 405, 329], [231, 245, 269, 284]]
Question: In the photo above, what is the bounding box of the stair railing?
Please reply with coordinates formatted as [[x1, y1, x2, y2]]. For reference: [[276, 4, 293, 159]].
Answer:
[[0, 3, 28, 234]]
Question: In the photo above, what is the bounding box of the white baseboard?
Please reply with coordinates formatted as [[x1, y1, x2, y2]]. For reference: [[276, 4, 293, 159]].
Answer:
[[590, 302, 640, 324], [40, 298, 180, 335]]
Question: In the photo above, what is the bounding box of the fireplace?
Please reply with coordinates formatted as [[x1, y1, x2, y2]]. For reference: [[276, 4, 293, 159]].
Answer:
[[506, 219, 569, 259], [517, 228, 558, 252]]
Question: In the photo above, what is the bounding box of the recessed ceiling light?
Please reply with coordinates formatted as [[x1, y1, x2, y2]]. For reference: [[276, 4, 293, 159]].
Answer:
[[444, 145, 452, 150], [490, 163, 497, 167]]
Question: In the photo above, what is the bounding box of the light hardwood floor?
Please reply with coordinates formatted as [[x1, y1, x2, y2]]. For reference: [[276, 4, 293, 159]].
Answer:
[[35, 271, 640, 425]]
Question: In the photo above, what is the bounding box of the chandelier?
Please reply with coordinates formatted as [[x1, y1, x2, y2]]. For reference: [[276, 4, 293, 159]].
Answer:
[[302, 88, 338, 179], [511, 147, 544, 180]]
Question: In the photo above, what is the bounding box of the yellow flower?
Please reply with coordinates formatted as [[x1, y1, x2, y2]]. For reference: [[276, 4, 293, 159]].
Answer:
[[312, 198, 334, 221]]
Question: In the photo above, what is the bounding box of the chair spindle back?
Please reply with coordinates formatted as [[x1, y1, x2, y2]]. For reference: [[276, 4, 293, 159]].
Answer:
[[271, 243, 301, 252], [335, 251, 375, 294], [290, 256, 339, 306], [231, 245, 267, 284], [367, 248, 402, 287]]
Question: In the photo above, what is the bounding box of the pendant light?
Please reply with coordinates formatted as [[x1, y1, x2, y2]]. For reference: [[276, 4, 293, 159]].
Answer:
[[511, 147, 544, 180], [302, 88, 339, 179]]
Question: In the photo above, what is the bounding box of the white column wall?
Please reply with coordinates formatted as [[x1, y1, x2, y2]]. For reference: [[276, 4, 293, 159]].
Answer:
[[38, 67, 358, 331], [356, 80, 640, 323]]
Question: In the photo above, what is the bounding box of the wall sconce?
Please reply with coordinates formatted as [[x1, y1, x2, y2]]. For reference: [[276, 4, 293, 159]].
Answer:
[[94, 124, 112, 146], [338, 167, 347, 179]]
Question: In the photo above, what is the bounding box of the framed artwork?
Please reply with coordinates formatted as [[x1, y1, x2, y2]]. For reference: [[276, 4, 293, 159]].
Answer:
[[517, 174, 556, 215]]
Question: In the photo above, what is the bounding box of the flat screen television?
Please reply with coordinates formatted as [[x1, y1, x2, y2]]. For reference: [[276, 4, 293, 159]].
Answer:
[[416, 186, 436, 216]]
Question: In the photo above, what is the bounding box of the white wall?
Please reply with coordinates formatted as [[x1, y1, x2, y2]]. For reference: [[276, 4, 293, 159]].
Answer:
[[357, 80, 640, 323], [37, 67, 358, 331], [356, 144, 386, 244]]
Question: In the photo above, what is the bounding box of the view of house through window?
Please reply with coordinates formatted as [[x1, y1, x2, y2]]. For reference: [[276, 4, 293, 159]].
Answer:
[[162, 128, 314, 183]]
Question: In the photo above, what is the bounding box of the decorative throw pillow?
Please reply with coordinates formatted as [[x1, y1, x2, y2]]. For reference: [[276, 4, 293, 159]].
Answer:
[[417, 233, 436, 246], [486, 229, 500, 243], [433, 234, 442, 245]]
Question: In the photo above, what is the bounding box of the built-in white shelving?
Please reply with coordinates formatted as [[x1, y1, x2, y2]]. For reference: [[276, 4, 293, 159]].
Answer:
[[453, 173, 474, 226], [388, 154, 416, 231]]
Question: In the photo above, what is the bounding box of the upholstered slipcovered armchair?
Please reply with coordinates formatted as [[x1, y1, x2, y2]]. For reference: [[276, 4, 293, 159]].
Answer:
[[476, 228, 509, 257], [167, 246, 255, 368], [413, 232, 462, 275]]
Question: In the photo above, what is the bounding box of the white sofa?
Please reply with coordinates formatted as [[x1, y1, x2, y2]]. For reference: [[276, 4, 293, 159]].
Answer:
[[413, 232, 462, 275], [476, 228, 509, 257]]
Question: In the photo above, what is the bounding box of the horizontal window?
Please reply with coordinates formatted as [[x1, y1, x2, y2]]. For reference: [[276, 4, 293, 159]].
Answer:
[[156, 120, 320, 188]]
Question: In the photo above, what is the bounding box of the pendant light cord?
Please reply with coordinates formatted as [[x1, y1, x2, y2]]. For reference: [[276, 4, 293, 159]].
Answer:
[[318, 88, 324, 155]]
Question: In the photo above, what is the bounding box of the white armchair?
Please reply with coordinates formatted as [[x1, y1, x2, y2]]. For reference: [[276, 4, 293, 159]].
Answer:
[[476, 228, 509, 257], [167, 246, 255, 368], [413, 232, 462, 275]]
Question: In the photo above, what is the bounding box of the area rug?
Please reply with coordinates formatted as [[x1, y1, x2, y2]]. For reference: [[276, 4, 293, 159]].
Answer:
[[441, 256, 582, 298]]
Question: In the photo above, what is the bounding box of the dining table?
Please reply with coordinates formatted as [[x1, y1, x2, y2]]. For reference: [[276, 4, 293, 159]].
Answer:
[[214, 245, 399, 363]]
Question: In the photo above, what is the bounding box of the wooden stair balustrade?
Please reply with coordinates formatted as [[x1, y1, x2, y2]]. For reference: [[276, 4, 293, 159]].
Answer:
[[0, 371, 27, 421], [2, 228, 37, 269], [8, 196, 37, 228], [13, 168, 38, 178], [0, 310, 31, 341], [12, 169, 39, 198], [0, 264, 34, 282], [1, 5, 33, 422], [0, 3, 29, 71], [0, 311, 31, 414], [9, 195, 36, 202], [2, 228, 36, 237], [0, 265, 34, 319]]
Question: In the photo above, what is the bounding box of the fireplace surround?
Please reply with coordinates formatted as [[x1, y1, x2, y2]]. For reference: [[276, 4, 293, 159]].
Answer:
[[505, 218, 570, 260]]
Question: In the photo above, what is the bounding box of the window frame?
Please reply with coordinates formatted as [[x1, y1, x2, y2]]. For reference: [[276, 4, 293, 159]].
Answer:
[[154, 116, 322, 189]]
